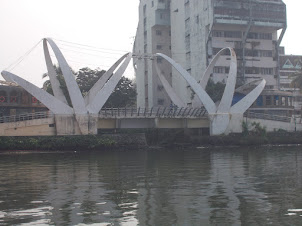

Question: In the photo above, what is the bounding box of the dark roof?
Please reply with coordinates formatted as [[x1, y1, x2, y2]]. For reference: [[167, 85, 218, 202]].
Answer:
[[279, 55, 302, 71]]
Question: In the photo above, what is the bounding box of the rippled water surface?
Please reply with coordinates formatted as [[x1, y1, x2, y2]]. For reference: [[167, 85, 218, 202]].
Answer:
[[0, 146, 302, 225]]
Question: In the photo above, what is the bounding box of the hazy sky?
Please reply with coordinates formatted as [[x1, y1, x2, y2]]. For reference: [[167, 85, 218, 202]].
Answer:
[[0, 0, 300, 87]]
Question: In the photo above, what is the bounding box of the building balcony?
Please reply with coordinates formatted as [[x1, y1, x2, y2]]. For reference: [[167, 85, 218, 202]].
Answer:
[[157, 2, 170, 10], [213, 0, 286, 28]]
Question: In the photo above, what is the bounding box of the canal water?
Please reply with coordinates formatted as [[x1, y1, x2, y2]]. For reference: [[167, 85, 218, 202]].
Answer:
[[0, 145, 302, 225]]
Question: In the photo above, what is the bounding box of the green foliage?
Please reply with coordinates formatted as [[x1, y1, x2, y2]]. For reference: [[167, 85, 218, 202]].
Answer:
[[242, 121, 249, 136], [104, 77, 137, 108], [43, 65, 74, 106], [76, 67, 106, 95], [43, 65, 137, 108], [0, 136, 117, 151], [241, 121, 267, 137], [251, 122, 267, 137], [205, 79, 226, 103], [290, 70, 302, 92]]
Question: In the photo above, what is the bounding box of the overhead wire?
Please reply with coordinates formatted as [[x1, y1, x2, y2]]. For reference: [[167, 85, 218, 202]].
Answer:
[[57, 43, 128, 56], [5, 39, 43, 71], [53, 38, 130, 53], [57, 47, 123, 60], [49, 54, 112, 69]]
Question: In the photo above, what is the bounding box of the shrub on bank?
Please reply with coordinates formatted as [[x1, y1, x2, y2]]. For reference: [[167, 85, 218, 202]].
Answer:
[[0, 135, 117, 151]]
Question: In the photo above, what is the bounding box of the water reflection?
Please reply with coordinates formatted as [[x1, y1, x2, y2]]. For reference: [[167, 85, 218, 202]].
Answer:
[[0, 146, 301, 225]]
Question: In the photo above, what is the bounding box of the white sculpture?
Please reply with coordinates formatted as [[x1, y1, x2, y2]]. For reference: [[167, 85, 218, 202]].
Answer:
[[1, 38, 264, 136], [154, 48, 266, 135], [1, 38, 132, 135]]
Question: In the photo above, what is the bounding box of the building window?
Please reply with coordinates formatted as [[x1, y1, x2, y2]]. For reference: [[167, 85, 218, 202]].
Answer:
[[213, 30, 223, 37], [212, 48, 222, 55], [156, 45, 162, 50], [143, 4, 146, 15], [288, 97, 292, 106], [224, 31, 241, 38], [186, 52, 191, 63], [144, 31, 147, 42], [260, 68, 273, 75], [214, 67, 224, 74], [157, 58, 163, 63], [266, 96, 272, 106], [245, 67, 259, 74], [281, 96, 286, 106], [259, 50, 273, 57], [247, 32, 258, 39], [158, 98, 164, 105], [195, 15, 199, 24], [259, 33, 272, 40], [265, 85, 274, 90], [185, 34, 190, 50], [156, 30, 162, 36]]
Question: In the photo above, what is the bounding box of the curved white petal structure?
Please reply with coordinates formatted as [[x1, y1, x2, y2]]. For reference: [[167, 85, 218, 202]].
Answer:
[[154, 48, 265, 135], [1, 37, 264, 136], [154, 56, 186, 108], [231, 79, 266, 114], [216, 48, 237, 113], [43, 39, 68, 105], [235, 79, 263, 93], [1, 71, 73, 114], [84, 53, 129, 106], [86, 53, 132, 114], [155, 53, 217, 114], [200, 48, 228, 89], [1, 39, 133, 135], [45, 38, 87, 115]]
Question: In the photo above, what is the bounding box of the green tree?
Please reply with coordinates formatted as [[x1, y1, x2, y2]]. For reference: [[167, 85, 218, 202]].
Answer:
[[42, 65, 137, 109], [205, 79, 226, 103], [104, 77, 137, 108], [290, 70, 302, 91], [76, 67, 106, 95], [42, 65, 73, 106]]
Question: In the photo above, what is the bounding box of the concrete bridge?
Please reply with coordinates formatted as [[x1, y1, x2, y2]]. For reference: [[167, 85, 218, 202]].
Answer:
[[0, 108, 209, 136], [2, 38, 301, 136], [0, 108, 301, 136]]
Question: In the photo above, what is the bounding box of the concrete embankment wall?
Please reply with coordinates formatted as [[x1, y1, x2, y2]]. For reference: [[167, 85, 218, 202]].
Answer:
[[246, 118, 302, 132], [0, 118, 56, 136]]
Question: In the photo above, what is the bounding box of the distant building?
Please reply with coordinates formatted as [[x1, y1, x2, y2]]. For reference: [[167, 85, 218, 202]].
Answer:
[[134, 0, 287, 108], [133, 0, 172, 108], [0, 82, 47, 117], [279, 54, 302, 114]]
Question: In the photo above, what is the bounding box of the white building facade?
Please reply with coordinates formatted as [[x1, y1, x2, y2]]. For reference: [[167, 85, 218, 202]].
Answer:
[[134, 0, 287, 108], [133, 0, 172, 108]]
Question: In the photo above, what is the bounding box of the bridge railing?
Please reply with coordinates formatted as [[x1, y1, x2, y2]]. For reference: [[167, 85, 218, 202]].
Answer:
[[0, 111, 54, 124], [99, 107, 208, 118], [245, 111, 292, 123]]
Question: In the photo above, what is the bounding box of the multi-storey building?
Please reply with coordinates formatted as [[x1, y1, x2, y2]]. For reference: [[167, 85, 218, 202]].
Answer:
[[133, 0, 172, 108], [134, 0, 287, 108]]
